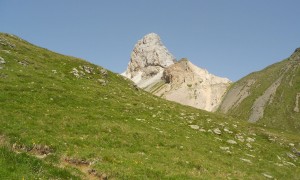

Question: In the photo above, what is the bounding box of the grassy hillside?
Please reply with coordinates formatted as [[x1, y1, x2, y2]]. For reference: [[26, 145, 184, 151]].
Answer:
[[219, 49, 300, 132], [0, 33, 299, 179]]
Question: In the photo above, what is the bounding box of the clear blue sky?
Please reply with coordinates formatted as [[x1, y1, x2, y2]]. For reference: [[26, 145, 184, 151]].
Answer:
[[1, 0, 300, 81]]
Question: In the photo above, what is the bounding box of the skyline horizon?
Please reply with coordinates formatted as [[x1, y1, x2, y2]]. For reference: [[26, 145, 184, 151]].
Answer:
[[1, 1, 300, 81], [5, 30, 298, 82]]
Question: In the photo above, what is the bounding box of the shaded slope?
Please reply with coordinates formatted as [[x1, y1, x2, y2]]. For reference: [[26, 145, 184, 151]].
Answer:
[[0, 33, 299, 179], [219, 48, 300, 132]]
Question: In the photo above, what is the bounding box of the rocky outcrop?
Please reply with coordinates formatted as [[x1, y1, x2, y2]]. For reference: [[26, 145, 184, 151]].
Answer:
[[122, 33, 175, 88], [122, 33, 231, 112], [153, 59, 231, 111]]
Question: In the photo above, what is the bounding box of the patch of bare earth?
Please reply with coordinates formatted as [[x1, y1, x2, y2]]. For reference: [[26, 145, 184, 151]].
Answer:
[[0, 135, 8, 146], [62, 157, 108, 180]]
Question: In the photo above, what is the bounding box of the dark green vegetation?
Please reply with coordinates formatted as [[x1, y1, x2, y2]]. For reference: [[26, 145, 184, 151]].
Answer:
[[219, 48, 300, 132], [0, 33, 299, 179]]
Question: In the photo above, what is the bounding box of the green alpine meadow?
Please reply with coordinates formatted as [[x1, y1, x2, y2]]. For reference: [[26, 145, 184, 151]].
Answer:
[[0, 33, 299, 179]]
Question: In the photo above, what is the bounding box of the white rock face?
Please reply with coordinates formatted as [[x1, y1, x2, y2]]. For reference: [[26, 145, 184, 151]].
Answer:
[[154, 59, 231, 111], [122, 33, 231, 112], [122, 33, 175, 88]]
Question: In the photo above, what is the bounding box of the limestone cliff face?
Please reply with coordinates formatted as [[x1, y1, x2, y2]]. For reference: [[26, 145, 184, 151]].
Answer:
[[122, 33, 175, 88], [122, 33, 231, 112], [153, 59, 231, 111]]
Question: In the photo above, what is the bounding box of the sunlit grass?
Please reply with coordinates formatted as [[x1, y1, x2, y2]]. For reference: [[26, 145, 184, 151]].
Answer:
[[0, 33, 299, 179]]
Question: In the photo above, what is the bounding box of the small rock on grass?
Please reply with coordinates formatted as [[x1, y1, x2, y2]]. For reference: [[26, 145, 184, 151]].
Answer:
[[224, 128, 233, 134], [289, 143, 295, 147], [286, 153, 297, 160], [189, 125, 199, 130], [97, 79, 107, 86], [246, 143, 252, 148], [220, 147, 229, 151], [262, 173, 273, 179], [292, 147, 300, 156], [100, 68, 108, 76], [246, 137, 255, 142], [213, 128, 221, 135], [235, 134, 245, 142], [227, 140, 237, 144], [240, 158, 252, 164], [199, 128, 206, 132]]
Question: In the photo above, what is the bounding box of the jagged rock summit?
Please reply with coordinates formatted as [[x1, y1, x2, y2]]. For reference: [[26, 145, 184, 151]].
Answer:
[[122, 33, 231, 111], [122, 33, 176, 88]]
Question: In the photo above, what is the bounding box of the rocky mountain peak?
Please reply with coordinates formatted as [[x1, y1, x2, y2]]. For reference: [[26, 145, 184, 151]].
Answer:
[[142, 33, 161, 45], [122, 34, 231, 112], [122, 33, 176, 88]]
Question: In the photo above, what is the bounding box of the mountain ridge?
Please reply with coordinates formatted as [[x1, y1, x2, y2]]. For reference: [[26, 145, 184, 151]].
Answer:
[[219, 48, 300, 132], [122, 33, 231, 111]]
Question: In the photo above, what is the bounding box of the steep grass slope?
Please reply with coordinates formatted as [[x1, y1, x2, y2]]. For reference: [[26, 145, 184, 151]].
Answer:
[[219, 49, 300, 132], [0, 33, 299, 179]]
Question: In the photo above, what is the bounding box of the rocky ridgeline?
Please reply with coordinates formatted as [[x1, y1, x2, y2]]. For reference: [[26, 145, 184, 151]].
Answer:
[[122, 33, 231, 111], [219, 47, 300, 130], [290, 47, 300, 61]]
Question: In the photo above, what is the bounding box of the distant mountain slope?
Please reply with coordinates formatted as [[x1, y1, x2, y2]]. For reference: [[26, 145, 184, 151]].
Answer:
[[122, 33, 231, 111], [219, 48, 300, 132], [0, 33, 299, 179]]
